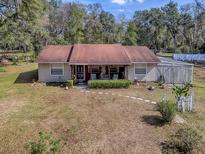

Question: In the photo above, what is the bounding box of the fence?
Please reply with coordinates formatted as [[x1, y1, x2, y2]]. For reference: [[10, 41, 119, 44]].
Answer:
[[177, 96, 193, 112], [156, 65, 193, 84], [156, 57, 193, 84]]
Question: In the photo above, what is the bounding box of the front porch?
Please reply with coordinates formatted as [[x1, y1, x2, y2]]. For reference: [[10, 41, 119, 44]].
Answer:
[[71, 65, 127, 82]]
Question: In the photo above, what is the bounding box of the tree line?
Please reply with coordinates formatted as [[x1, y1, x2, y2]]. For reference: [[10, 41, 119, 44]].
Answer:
[[0, 0, 204, 54]]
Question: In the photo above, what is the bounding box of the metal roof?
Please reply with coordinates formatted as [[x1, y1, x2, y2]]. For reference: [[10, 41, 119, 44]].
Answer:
[[37, 44, 160, 64], [37, 45, 72, 63], [158, 57, 194, 66], [124, 46, 160, 63], [69, 44, 131, 65]]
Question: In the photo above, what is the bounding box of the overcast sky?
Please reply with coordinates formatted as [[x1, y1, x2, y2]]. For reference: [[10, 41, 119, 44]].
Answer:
[[63, 0, 195, 19]]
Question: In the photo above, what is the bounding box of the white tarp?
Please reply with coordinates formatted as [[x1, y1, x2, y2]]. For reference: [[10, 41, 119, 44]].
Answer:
[[173, 54, 205, 62]]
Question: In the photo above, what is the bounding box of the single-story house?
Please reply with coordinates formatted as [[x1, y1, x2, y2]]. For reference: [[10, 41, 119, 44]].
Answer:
[[37, 44, 160, 83]]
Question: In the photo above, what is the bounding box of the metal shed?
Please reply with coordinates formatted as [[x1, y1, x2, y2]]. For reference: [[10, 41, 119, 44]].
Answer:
[[156, 57, 194, 84]]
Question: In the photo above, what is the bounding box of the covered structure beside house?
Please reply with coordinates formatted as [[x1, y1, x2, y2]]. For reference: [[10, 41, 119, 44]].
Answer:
[[156, 57, 193, 84], [37, 44, 192, 84]]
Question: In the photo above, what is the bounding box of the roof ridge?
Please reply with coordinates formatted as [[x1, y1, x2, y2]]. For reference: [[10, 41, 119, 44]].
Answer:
[[67, 45, 74, 62], [122, 45, 132, 63]]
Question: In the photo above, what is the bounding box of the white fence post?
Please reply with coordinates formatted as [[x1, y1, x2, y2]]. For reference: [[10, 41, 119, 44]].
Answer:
[[177, 93, 193, 112]]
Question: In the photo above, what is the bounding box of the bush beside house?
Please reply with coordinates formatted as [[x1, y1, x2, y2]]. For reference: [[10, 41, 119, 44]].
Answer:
[[66, 80, 74, 87], [88, 80, 132, 88]]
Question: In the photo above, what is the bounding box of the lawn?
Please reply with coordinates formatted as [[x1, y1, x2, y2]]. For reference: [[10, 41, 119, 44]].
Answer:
[[0, 63, 204, 153], [156, 52, 173, 58], [0, 66, 5, 72]]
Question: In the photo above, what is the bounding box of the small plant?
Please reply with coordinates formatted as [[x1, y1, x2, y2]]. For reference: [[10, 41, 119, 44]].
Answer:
[[156, 99, 176, 123], [25, 132, 60, 154], [72, 75, 77, 85], [172, 83, 192, 98], [67, 80, 74, 87], [162, 127, 201, 153]]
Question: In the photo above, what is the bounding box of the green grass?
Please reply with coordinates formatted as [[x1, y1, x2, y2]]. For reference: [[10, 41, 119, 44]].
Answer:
[[157, 52, 173, 58], [0, 67, 6, 72]]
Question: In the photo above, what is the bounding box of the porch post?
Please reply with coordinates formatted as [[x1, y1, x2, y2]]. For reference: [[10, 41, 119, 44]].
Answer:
[[108, 65, 110, 79]]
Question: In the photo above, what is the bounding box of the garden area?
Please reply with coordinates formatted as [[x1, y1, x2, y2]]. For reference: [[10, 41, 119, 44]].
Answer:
[[0, 63, 205, 153]]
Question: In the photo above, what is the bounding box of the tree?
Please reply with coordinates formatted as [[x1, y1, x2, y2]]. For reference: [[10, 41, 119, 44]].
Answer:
[[48, 0, 65, 38], [84, 3, 103, 43], [133, 9, 164, 51], [99, 11, 115, 43], [64, 3, 85, 44], [179, 13, 194, 51], [1, 0, 204, 54], [124, 21, 138, 45], [161, 2, 180, 53], [0, 0, 48, 53], [115, 14, 126, 43], [180, 2, 205, 53]]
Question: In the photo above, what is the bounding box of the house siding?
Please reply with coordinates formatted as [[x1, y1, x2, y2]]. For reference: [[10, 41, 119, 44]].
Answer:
[[38, 63, 159, 82], [127, 63, 158, 81], [38, 63, 71, 82]]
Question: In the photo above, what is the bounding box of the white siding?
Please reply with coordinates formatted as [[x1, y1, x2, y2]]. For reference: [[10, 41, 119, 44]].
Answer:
[[38, 63, 71, 82], [127, 63, 158, 81]]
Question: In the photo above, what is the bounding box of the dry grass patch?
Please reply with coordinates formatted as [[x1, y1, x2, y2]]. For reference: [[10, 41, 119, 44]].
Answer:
[[0, 63, 205, 153]]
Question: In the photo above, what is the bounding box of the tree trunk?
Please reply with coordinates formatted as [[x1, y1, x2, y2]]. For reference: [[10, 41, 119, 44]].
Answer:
[[173, 35, 177, 53]]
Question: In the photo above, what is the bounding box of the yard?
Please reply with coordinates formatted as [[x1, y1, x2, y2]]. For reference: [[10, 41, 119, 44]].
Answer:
[[0, 63, 205, 153]]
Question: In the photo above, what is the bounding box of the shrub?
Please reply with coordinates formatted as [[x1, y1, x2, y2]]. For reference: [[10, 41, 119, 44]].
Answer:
[[66, 80, 74, 87], [172, 83, 192, 98], [162, 127, 201, 153], [25, 132, 60, 154], [88, 80, 132, 88], [72, 75, 76, 85], [156, 100, 176, 123], [48, 37, 68, 45], [12, 56, 19, 65], [179, 45, 190, 53]]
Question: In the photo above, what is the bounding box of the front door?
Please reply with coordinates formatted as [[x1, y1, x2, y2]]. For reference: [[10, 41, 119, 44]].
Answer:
[[76, 65, 84, 82], [119, 66, 125, 79]]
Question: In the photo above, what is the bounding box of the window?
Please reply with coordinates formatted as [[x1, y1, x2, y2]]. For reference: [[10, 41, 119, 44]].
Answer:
[[50, 64, 64, 76], [135, 64, 146, 75], [110, 67, 118, 73], [88, 66, 100, 73], [77, 65, 84, 73]]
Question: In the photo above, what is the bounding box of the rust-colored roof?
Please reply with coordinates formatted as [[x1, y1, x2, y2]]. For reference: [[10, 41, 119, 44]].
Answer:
[[37, 45, 72, 63], [124, 46, 160, 63], [37, 44, 160, 64], [69, 44, 131, 65]]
